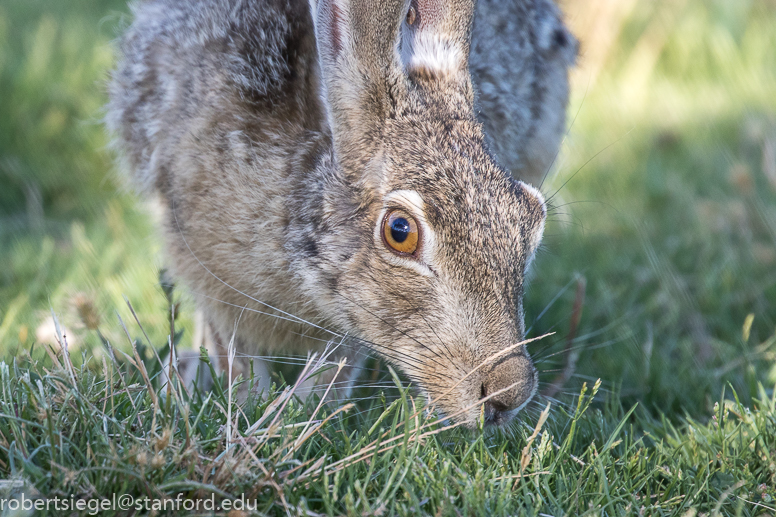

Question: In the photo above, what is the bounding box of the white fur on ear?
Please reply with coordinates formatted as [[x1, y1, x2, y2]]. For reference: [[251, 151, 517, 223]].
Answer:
[[402, 30, 464, 79], [399, 0, 469, 80], [516, 180, 547, 261], [518, 181, 547, 212]]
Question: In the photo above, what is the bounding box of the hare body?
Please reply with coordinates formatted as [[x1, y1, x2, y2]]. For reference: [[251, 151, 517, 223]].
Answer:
[[472, 0, 577, 184], [108, 0, 576, 426]]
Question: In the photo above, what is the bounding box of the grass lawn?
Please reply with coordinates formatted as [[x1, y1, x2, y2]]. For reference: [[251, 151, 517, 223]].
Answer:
[[0, 0, 775, 515]]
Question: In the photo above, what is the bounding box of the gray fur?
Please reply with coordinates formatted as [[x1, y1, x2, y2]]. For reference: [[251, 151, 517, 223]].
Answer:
[[472, 0, 578, 185], [107, 0, 576, 427]]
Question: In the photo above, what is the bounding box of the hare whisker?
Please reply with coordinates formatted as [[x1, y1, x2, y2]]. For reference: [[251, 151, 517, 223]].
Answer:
[[288, 331, 437, 374], [546, 199, 622, 215], [190, 290, 344, 339], [546, 127, 635, 206], [539, 70, 591, 192], [331, 287, 451, 371], [171, 201, 346, 340], [393, 290, 457, 364], [526, 276, 577, 335], [181, 285, 438, 374]]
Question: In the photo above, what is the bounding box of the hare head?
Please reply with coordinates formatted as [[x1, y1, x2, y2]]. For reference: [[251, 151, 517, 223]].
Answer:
[[300, 0, 547, 426]]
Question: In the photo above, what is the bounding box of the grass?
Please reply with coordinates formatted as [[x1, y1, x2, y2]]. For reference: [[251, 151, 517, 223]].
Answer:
[[1, 324, 775, 515], [0, 0, 775, 514]]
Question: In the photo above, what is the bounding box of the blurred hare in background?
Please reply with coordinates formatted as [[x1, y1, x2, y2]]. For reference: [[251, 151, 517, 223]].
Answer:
[[108, 0, 576, 427]]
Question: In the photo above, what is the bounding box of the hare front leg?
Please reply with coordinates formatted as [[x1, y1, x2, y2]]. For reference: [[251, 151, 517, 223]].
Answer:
[[178, 314, 274, 399]]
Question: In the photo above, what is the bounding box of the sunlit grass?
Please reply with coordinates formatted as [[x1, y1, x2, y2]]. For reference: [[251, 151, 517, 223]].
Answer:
[[528, 0, 776, 416], [1, 324, 774, 515]]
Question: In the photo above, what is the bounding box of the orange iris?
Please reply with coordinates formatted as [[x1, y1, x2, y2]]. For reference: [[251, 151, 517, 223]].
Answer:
[[383, 209, 419, 255]]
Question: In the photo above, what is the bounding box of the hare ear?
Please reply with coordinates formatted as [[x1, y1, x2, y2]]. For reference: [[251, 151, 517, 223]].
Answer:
[[400, 0, 476, 85], [312, 0, 409, 164]]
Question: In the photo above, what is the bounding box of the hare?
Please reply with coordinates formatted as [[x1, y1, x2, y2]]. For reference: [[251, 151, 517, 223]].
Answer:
[[108, 0, 576, 427], [471, 0, 578, 185]]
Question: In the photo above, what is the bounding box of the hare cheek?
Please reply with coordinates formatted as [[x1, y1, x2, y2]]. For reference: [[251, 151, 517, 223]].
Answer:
[[372, 230, 435, 277]]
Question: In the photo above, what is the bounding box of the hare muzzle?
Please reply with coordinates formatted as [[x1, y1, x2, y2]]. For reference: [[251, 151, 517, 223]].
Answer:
[[479, 351, 538, 426]]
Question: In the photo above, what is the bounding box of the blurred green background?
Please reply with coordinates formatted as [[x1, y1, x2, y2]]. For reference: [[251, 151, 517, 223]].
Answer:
[[0, 0, 774, 418]]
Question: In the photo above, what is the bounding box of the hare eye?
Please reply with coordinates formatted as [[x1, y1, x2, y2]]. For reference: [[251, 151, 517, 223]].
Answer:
[[383, 209, 419, 255]]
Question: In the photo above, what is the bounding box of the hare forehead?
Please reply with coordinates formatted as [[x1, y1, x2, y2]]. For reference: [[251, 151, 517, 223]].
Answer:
[[416, 178, 532, 232], [383, 186, 534, 269]]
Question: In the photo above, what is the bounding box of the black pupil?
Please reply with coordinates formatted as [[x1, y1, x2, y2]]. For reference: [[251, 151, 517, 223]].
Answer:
[[390, 217, 411, 243]]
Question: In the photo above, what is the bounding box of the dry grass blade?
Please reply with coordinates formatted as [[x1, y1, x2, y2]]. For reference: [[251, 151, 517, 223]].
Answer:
[[117, 312, 159, 412], [50, 309, 77, 389], [520, 402, 551, 474], [291, 358, 347, 451], [226, 312, 241, 454], [543, 276, 586, 398]]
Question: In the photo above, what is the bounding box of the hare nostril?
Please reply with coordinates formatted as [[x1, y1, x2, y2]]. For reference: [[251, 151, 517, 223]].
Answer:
[[484, 399, 509, 413], [483, 400, 510, 425], [481, 383, 510, 414]]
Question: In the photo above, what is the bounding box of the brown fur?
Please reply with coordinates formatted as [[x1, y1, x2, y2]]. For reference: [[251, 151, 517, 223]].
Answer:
[[108, 0, 575, 427]]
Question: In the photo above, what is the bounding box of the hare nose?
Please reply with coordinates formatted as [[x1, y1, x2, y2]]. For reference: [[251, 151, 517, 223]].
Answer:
[[479, 353, 536, 420], [480, 383, 517, 414]]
